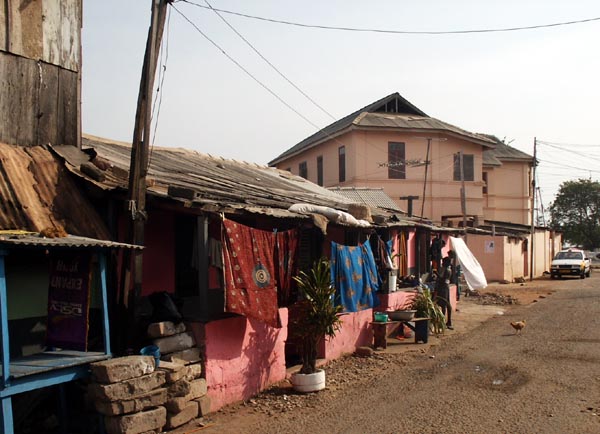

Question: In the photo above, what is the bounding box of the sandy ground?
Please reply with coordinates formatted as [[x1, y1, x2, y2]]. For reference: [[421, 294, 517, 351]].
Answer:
[[172, 274, 599, 434]]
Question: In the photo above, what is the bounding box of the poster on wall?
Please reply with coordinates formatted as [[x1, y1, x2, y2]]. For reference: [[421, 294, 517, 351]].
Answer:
[[485, 240, 495, 254], [46, 252, 92, 351]]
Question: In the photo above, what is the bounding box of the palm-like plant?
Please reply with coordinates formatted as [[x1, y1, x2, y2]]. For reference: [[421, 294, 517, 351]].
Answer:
[[412, 287, 446, 334], [292, 259, 342, 375]]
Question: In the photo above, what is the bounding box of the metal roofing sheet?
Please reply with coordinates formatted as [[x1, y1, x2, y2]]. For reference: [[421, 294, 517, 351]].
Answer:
[[0, 142, 111, 239], [328, 187, 404, 212], [0, 233, 142, 249], [55, 136, 367, 219]]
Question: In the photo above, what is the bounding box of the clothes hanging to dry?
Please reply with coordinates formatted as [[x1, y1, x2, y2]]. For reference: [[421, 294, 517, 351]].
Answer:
[[330, 240, 380, 312], [221, 220, 298, 328], [276, 229, 299, 306]]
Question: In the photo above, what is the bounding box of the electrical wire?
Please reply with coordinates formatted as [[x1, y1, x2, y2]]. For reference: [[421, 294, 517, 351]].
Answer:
[[177, 0, 600, 35], [171, 3, 428, 170], [171, 4, 333, 140], [537, 139, 600, 148], [537, 141, 600, 163], [150, 7, 172, 163], [202, 0, 336, 121]]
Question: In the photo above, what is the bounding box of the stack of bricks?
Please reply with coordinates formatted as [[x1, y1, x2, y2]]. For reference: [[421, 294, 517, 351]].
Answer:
[[148, 321, 210, 429], [89, 356, 166, 434]]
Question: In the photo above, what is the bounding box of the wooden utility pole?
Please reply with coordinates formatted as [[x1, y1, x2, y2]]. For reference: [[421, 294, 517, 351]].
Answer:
[[529, 137, 537, 281], [120, 0, 170, 346], [420, 138, 432, 218]]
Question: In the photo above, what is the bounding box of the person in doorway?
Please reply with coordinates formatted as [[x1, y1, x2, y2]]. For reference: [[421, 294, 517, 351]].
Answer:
[[435, 256, 453, 329]]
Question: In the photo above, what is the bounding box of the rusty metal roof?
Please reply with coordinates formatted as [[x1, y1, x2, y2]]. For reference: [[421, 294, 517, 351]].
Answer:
[[0, 232, 142, 250], [269, 92, 495, 165], [0, 142, 111, 239], [328, 187, 404, 212], [54, 135, 379, 221]]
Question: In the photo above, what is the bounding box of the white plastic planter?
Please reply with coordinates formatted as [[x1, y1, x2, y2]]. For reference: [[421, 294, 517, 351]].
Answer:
[[291, 369, 326, 393]]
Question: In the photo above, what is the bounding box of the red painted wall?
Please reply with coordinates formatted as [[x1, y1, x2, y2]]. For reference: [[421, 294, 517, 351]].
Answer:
[[141, 210, 176, 296]]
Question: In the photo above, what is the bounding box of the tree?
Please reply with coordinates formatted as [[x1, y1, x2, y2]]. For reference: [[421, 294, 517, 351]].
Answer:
[[549, 179, 600, 250]]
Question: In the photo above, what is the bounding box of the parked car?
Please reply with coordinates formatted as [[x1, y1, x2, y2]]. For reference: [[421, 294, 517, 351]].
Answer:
[[550, 249, 591, 279]]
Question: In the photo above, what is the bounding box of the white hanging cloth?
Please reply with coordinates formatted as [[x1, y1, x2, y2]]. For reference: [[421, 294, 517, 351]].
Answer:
[[450, 236, 488, 290]]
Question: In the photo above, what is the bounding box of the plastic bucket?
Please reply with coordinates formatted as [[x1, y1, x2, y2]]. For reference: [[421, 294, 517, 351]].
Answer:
[[140, 345, 161, 367], [374, 312, 389, 323]]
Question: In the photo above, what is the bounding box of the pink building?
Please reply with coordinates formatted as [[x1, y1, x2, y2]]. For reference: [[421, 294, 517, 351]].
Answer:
[[269, 93, 533, 227]]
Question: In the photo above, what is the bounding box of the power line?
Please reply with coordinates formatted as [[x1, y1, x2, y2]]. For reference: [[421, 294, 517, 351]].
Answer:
[[151, 6, 172, 156], [537, 141, 600, 163], [537, 139, 600, 148], [171, 4, 325, 134], [202, 0, 336, 120], [177, 1, 600, 35], [537, 158, 600, 174]]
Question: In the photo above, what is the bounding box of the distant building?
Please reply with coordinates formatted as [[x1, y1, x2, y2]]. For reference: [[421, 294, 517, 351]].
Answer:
[[270, 92, 533, 226]]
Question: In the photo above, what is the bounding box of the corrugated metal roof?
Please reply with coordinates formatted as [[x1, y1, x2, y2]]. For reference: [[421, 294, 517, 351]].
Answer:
[[0, 142, 111, 239], [54, 136, 382, 222], [269, 92, 495, 165], [0, 233, 142, 249], [328, 187, 404, 212]]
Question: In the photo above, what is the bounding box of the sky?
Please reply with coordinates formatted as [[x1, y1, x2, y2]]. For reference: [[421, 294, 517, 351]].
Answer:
[[81, 0, 600, 214]]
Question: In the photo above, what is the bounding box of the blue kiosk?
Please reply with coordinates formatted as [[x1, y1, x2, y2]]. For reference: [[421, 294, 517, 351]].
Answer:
[[0, 233, 140, 434]]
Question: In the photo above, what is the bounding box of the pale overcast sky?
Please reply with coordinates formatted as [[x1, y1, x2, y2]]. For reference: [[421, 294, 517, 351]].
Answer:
[[82, 1, 600, 212]]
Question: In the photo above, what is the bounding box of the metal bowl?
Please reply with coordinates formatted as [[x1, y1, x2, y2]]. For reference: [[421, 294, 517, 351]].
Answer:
[[387, 310, 417, 321]]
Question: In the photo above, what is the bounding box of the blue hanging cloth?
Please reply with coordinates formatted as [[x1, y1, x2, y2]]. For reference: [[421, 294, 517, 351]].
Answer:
[[330, 241, 381, 312]]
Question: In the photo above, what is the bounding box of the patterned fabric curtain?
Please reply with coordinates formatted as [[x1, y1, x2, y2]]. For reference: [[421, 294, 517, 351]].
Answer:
[[222, 220, 279, 328], [330, 240, 381, 312], [276, 229, 299, 306], [399, 231, 408, 276], [221, 220, 299, 328]]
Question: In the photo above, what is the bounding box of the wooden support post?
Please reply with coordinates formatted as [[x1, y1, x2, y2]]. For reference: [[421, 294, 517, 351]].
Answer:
[[0, 254, 10, 387], [121, 0, 170, 348], [0, 252, 13, 434], [99, 253, 111, 356]]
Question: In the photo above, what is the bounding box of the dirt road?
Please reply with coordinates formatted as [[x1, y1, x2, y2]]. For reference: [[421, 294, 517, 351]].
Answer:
[[196, 275, 600, 434]]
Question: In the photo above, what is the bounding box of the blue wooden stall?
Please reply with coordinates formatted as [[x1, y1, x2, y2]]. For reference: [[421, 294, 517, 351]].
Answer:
[[0, 234, 141, 434]]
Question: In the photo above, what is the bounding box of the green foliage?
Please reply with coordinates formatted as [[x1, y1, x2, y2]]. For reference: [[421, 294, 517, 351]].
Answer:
[[411, 288, 446, 335], [549, 179, 600, 250], [292, 259, 342, 374]]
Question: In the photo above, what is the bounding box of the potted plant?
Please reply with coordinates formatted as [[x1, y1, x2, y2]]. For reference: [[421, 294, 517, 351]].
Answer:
[[290, 258, 342, 392], [412, 287, 446, 335]]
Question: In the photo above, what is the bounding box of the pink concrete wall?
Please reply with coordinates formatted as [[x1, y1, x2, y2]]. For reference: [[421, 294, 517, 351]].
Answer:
[[377, 286, 457, 313], [407, 230, 416, 271], [201, 308, 288, 411], [377, 291, 415, 311], [464, 234, 506, 282], [320, 308, 373, 361]]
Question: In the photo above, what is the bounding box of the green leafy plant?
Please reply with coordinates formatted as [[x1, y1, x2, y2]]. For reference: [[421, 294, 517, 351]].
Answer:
[[411, 287, 446, 335], [292, 259, 342, 375]]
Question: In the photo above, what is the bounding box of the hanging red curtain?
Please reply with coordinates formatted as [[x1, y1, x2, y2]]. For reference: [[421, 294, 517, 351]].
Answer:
[[222, 219, 280, 328], [276, 229, 299, 306]]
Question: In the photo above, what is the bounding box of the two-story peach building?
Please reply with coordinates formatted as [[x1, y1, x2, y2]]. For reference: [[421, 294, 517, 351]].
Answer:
[[269, 93, 532, 227], [482, 136, 533, 226]]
